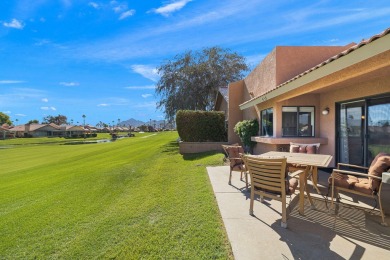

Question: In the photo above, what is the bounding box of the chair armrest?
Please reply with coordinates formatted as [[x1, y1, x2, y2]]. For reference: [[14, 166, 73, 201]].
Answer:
[[289, 170, 304, 178], [382, 172, 390, 185], [337, 163, 368, 171], [228, 157, 242, 160], [333, 169, 382, 180]]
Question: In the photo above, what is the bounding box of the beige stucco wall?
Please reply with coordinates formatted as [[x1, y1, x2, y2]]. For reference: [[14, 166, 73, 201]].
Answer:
[[275, 45, 354, 86]]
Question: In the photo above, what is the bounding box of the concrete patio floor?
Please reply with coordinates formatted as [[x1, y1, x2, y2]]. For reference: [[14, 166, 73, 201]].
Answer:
[[207, 166, 390, 260]]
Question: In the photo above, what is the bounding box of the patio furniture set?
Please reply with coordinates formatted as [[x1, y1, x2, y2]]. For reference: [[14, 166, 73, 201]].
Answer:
[[222, 144, 390, 228]]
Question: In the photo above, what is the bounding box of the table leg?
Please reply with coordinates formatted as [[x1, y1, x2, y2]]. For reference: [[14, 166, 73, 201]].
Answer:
[[305, 168, 315, 209], [299, 172, 305, 215], [311, 166, 321, 195]]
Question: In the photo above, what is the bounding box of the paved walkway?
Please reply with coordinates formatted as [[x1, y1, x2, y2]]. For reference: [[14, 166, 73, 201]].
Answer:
[[207, 166, 390, 260]]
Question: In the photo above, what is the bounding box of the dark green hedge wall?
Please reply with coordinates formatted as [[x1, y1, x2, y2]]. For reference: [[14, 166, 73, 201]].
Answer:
[[176, 110, 227, 142]]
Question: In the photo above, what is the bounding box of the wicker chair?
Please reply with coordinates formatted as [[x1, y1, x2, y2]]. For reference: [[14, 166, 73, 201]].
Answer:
[[329, 153, 390, 226], [242, 155, 304, 228]]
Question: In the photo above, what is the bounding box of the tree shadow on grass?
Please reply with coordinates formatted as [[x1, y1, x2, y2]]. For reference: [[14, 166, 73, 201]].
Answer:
[[160, 141, 179, 155]]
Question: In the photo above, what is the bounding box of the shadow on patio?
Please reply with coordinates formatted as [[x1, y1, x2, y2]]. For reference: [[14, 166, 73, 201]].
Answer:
[[207, 166, 390, 259]]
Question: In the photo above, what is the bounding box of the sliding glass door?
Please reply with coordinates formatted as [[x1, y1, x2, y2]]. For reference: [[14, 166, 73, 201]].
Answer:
[[337, 95, 390, 167]]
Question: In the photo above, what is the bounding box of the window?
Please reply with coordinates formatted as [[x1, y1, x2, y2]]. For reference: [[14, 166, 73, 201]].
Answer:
[[261, 108, 273, 136], [282, 106, 314, 137]]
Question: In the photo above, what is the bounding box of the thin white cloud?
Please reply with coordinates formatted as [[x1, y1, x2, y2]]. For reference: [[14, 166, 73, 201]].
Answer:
[[41, 106, 56, 111], [151, 0, 192, 17], [113, 4, 127, 13], [141, 94, 152, 98], [125, 85, 156, 90], [3, 19, 24, 29], [131, 65, 159, 82], [15, 113, 26, 117], [134, 101, 157, 108], [0, 80, 25, 84], [42, 98, 49, 102], [98, 103, 110, 107], [89, 2, 99, 9], [60, 82, 79, 86], [119, 10, 135, 20], [2, 111, 11, 114]]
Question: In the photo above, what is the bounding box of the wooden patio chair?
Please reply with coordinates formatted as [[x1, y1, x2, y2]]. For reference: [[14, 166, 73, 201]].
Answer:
[[329, 153, 390, 226], [222, 144, 248, 188], [242, 155, 304, 228]]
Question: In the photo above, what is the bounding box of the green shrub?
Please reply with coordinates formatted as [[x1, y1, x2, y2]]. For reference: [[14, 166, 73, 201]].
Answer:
[[234, 119, 259, 153], [176, 110, 227, 142]]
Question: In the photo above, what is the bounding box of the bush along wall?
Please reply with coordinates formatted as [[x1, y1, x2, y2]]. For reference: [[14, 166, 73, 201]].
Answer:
[[234, 119, 259, 154], [176, 110, 227, 142]]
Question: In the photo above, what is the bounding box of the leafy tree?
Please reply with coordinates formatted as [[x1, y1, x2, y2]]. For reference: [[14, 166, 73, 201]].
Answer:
[[156, 46, 249, 121], [27, 119, 39, 124], [42, 114, 68, 125], [0, 112, 12, 125]]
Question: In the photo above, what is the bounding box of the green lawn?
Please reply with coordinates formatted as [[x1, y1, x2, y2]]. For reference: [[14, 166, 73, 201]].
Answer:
[[0, 132, 232, 259]]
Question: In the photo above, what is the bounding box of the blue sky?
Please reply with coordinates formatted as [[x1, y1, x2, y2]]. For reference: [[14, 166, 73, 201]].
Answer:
[[1, 0, 389, 126]]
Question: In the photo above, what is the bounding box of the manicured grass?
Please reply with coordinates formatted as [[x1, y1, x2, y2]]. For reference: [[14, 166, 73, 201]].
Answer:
[[0, 132, 232, 259]]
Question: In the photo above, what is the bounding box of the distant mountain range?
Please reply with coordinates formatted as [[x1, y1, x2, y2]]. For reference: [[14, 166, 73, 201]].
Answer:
[[119, 118, 167, 128]]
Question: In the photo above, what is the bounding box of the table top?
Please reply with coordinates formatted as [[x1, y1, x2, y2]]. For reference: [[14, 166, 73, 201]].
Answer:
[[257, 151, 333, 168]]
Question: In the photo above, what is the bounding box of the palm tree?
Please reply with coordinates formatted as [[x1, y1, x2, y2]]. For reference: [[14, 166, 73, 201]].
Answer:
[[82, 114, 86, 127]]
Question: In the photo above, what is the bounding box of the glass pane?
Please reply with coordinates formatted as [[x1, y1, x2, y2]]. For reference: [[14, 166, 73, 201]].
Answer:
[[282, 107, 297, 112], [261, 108, 273, 136], [338, 102, 364, 165], [282, 111, 297, 136], [298, 107, 314, 136], [367, 97, 390, 164]]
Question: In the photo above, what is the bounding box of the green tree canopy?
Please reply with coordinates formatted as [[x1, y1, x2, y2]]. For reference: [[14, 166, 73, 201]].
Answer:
[[0, 112, 12, 125], [42, 115, 68, 125], [27, 119, 39, 124], [155, 46, 249, 121]]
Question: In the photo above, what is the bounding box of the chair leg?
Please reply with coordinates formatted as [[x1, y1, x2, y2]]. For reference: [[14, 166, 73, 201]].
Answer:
[[281, 199, 287, 228], [377, 195, 387, 226], [244, 171, 248, 189], [228, 168, 232, 185], [249, 190, 254, 215]]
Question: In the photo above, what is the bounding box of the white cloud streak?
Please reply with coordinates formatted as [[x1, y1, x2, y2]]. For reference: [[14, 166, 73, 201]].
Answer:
[[131, 65, 159, 82], [151, 0, 192, 16], [119, 10, 135, 20], [41, 106, 56, 111], [0, 80, 25, 84], [60, 81, 79, 86], [3, 19, 24, 29], [141, 94, 152, 98], [125, 85, 156, 90], [41, 98, 49, 102]]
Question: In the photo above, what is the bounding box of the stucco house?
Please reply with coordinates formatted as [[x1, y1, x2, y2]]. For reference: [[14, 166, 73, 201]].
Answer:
[[218, 27, 390, 168], [9, 123, 61, 137]]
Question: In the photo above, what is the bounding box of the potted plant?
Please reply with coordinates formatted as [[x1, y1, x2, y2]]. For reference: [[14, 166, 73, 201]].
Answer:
[[234, 119, 259, 154]]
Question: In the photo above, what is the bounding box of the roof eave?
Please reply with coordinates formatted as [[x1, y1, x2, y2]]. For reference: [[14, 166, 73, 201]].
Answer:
[[239, 31, 390, 110]]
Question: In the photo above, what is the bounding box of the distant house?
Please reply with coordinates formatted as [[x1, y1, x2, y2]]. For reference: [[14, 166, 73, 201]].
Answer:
[[9, 124, 61, 137], [0, 125, 10, 139], [59, 125, 85, 137], [216, 27, 390, 167]]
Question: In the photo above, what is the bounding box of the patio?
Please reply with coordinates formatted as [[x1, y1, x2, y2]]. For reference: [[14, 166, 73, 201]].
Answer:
[[207, 166, 390, 259]]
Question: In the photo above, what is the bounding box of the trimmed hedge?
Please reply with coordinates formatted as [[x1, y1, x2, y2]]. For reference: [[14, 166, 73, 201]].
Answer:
[[176, 110, 227, 142]]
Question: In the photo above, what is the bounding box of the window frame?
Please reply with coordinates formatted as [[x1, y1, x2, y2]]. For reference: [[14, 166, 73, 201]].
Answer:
[[260, 108, 273, 137], [282, 106, 315, 137]]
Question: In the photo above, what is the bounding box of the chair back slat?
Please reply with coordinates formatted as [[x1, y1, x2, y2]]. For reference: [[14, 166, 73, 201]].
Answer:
[[244, 156, 287, 196]]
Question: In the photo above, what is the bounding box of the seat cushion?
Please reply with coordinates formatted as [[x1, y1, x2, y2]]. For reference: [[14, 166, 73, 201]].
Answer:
[[329, 172, 359, 189], [329, 173, 373, 195], [368, 154, 390, 192], [225, 146, 245, 168], [286, 178, 298, 195], [299, 146, 307, 153]]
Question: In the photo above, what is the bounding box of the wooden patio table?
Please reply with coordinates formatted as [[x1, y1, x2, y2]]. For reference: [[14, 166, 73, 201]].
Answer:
[[257, 151, 333, 215]]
